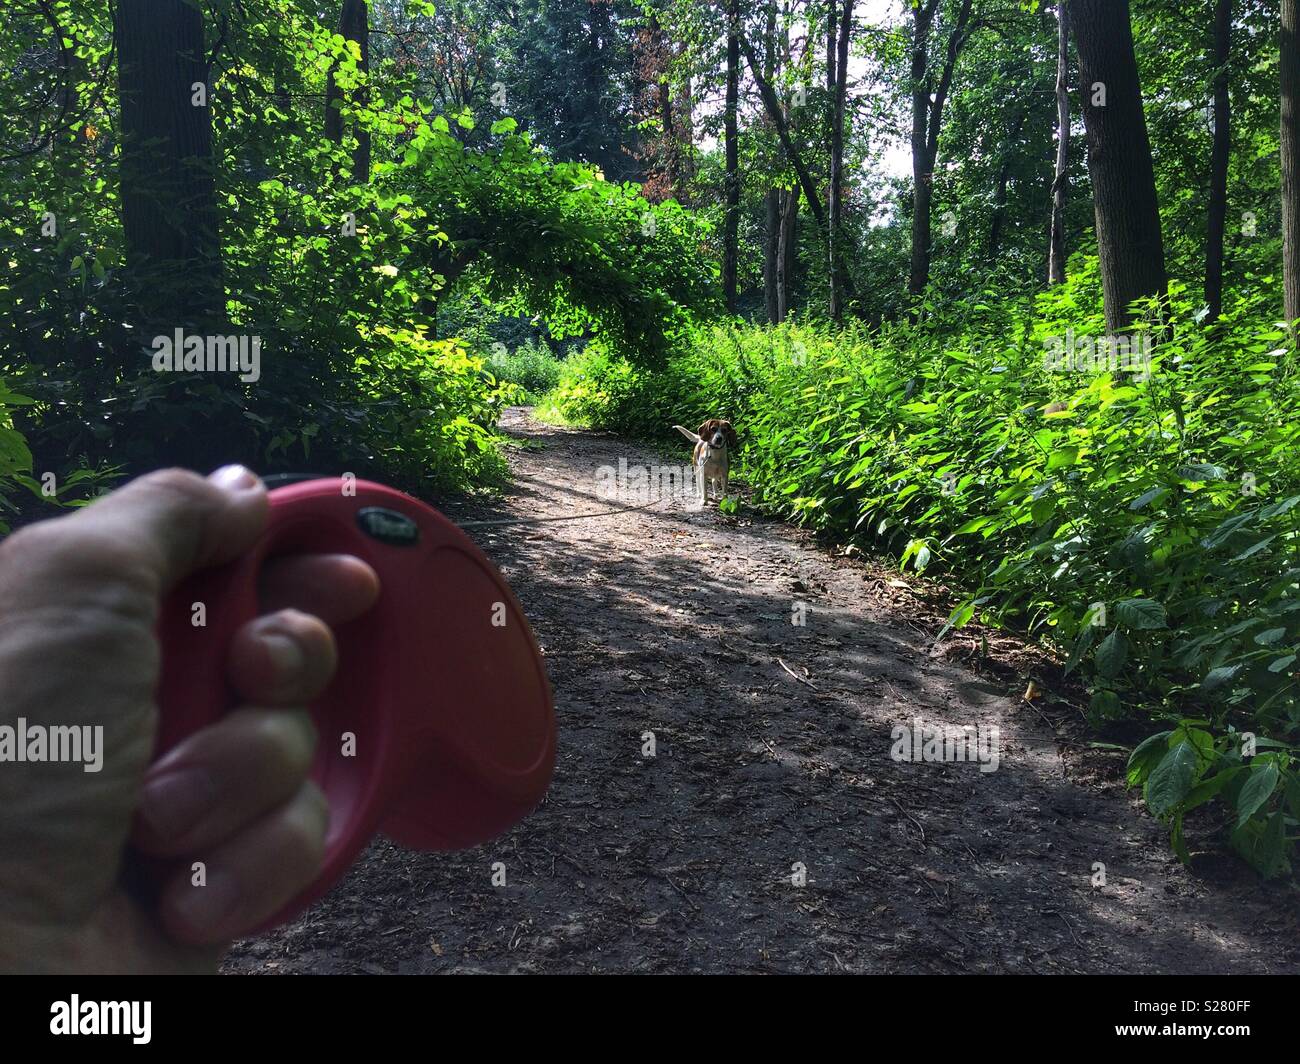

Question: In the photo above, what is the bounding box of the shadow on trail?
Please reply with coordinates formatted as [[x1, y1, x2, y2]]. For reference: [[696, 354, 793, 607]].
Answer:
[[223, 410, 1298, 975]]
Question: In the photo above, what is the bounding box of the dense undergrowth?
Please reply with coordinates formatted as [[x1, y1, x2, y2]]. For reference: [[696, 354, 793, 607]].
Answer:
[[542, 261, 1300, 878]]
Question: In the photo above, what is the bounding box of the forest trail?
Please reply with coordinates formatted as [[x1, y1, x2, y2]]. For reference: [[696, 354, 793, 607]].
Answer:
[[225, 408, 1299, 974]]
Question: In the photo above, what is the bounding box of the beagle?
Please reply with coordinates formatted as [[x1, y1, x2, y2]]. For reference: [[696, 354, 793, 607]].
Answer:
[[673, 419, 738, 501]]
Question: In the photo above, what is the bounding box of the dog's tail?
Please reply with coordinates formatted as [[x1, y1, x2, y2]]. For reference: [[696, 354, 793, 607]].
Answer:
[[673, 424, 700, 443]]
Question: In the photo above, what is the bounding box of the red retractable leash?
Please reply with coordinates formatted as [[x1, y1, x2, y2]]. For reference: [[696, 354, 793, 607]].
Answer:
[[150, 477, 556, 930]]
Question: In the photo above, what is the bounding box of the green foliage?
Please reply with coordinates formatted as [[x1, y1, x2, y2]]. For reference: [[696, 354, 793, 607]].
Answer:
[[1127, 723, 1297, 878], [0, 379, 120, 531], [545, 257, 1300, 873], [0, 382, 37, 533], [484, 340, 564, 400], [0, 0, 715, 494]]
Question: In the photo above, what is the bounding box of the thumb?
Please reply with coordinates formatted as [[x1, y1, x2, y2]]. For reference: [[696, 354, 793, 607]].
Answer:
[[0, 466, 268, 614]]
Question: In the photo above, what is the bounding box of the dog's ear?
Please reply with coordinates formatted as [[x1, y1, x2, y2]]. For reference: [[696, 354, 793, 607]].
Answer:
[[697, 419, 717, 439], [721, 421, 738, 449]]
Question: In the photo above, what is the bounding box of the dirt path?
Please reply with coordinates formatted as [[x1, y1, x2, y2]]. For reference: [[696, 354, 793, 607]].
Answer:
[[225, 408, 1299, 974]]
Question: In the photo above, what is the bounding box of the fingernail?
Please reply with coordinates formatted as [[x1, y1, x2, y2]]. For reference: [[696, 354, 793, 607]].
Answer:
[[262, 633, 305, 679], [171, 867, 242, 931], [209, 464, 261, 492], [140, 769, 218, 840]]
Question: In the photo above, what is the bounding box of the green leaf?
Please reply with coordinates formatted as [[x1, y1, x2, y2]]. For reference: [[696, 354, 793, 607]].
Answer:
[[1095, 630, 1128, 678], [1201, 664, 1242, 691], [1115, 598, 1167, 630], [1235, 761, 1280, 828], [1090, 688, 1121, 722], [1176, 463, 1226, 483], [1046, 446, 1079, 471], [1146, 741, 1198, 817], [1231, 810, 1291, 878], [1231, 535, 1276, 562], [952, 516, 991, 535], [1183, 766, 1242, 812], [1127, 729, 1173, 787], [1129, 486, 1167, 511], [1030, 496, 1056, 525]]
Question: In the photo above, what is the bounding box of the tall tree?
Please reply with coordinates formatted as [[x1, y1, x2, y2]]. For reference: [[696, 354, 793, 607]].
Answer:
[[635, 12, 688, 200], [1048, 0, 1071, 285], [115, 0, 220, 323], [723, 0, 740, 311], [1206, 0, 1231, 321], [1283, 0, 1300, 323], [827, 0, 837, 92], [763, 0, 782, 322], [508, 0, 642, 184], [988, 109, 1027, 260], [908, 0, 975, 299], [324, 0, 370, 183], [765, 189, 782, 320], [741, 34, 827, 230], [828, 0, 854, 319], [778, 188, 800, 320], [1072, 0, 1167, 331], [741, 29, 858, 308]]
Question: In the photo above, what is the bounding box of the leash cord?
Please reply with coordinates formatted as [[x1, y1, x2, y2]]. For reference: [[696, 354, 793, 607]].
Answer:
[[458, 496, 678, 528], [456, 473, 700, 528]]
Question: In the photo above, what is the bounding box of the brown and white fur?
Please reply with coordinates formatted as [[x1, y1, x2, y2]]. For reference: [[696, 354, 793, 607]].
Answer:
[[673, 419, 738, 501]]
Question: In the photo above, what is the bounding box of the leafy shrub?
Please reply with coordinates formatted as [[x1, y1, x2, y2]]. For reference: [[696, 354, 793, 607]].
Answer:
[[485, 339, 564, 399], [0, 8, 715, 495], [1128, 723, 1297, 878]]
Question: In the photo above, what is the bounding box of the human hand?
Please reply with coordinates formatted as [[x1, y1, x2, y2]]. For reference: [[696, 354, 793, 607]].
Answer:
[[0, 466, 379, 973]]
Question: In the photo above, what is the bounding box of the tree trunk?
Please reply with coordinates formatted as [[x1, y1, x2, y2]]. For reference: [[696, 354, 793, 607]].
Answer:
[[908, 0, 973, 300], [1048, 0, 1071, 285], [324, 0, 370, 183], [1283, 0, 1300, 322], [989, 110, 1027, 260], [908, 2, 937, 299], [827, 0, 837, 93], [352, 0, 370, 183], [1073, 0, 1168, 331], [740, 34, 826, 231], [765, 189, 782, 322], [680, 59, 697, 193], [763, 0, 781, 323], [658, 60, 680, 198], [778, 188, 800, 320], [742, 31, 857, 307], [1205, 0, 1231, 321], [828, 0, 854, 320], [723, 0, 740, 312], [116, 0, 220, 324]]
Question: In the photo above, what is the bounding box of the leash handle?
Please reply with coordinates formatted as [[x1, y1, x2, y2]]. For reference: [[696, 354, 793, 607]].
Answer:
[[153, 479, 555, 929]]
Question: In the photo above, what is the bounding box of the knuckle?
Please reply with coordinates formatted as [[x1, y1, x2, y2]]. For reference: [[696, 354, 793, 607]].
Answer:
[[252, 711, 317, 778], [284, 785, 329, 865], [133, 467, 216, 509]]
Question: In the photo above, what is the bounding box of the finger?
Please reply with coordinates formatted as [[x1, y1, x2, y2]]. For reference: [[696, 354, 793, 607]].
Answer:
[[132, 707, 317, 856], [0, 466, 268, 612], [225, 609, 337, 705], [257, 553, 380, 625], [158, 782, 330, 945]]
